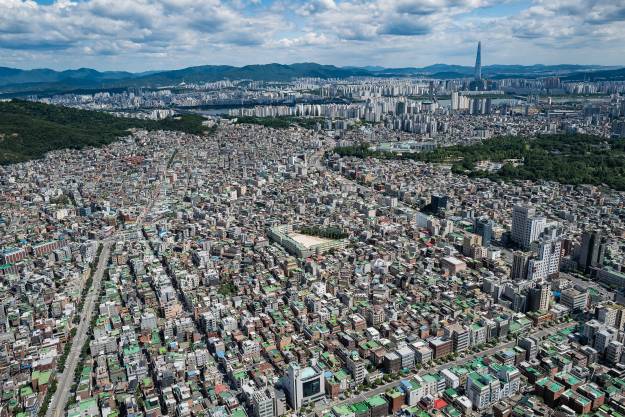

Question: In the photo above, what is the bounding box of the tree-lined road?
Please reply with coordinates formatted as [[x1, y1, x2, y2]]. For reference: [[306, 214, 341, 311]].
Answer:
[[314, 321, 575, 413], [45, 241, 112, 417]]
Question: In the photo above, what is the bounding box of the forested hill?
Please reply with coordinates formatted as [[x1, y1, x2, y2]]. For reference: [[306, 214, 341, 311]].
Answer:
[[334, 134, 625, 191], [0, 100, 207, 165]]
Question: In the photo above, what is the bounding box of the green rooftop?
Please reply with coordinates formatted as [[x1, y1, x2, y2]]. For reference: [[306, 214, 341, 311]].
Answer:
[[230, 407, 247, 417], [332, 404, 353, 416], [350, 401, 370, 414], [366, 395, 387, 408]]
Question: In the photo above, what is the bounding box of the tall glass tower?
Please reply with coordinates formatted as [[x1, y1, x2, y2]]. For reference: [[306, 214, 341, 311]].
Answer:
[[474, 41, 482, 81]]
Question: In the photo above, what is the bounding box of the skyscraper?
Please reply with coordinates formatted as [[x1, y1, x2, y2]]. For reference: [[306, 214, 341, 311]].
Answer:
[[527, 234, 562, 280], [430, 194, 448, 213], [475, 217, 493, 247], [528, 282, 551, 312], [578, 230, 606, 273], [511, 205, 547, 249], [511, 251, 531, 281], [474, 41, 482, 81]]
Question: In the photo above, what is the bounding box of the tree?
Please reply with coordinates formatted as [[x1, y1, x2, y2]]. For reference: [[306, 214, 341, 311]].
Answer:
[[0, 101, 212, 165], [333, 134, 625, 191]]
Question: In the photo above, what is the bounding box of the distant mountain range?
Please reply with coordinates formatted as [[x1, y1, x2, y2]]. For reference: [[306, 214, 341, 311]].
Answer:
[[0, 67, 134, 86], [561, 67, 625, 82], [0, 62, 623, 96]]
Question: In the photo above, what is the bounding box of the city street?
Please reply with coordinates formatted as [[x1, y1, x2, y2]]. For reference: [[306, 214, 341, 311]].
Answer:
[[314, 321, 576, 413], [45, 241, 112, 417]]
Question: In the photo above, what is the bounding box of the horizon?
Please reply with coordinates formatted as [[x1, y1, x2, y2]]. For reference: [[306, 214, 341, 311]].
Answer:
[[3, 60, 623, 74], [3, 1, 625, 72]]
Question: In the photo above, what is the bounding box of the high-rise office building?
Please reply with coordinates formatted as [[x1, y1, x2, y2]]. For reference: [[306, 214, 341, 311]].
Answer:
[[484, 97, 492, 114], [470, 41, 486, 91], [475, 217, 494, 247], [578, 230, 606, 273], [474, 41, 482, 81], [511, 251, 531, 281], [527, 237, 562, 280], [463, 233, 482, 256], [511, 205, 547, 249], [285, 362, 325, 411], [528, 282, 550, 312], [430, 194, 448, 213]]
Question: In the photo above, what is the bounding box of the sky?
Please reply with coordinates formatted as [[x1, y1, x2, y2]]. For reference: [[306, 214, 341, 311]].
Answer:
[[2, 0, 625, 72]]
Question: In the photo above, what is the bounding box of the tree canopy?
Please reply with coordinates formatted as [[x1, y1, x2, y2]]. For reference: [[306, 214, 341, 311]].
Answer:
[[334, 134, 625, 191], [0, 100, 209, 165]]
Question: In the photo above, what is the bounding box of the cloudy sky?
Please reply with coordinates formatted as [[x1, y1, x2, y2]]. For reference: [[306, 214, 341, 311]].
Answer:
[[2, 0, 625, 71]]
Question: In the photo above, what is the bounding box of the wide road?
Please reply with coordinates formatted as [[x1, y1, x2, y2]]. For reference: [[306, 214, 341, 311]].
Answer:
[[314, 321, 575, 413], [45, 241, 112, 417], [45, 148, 171, 417]]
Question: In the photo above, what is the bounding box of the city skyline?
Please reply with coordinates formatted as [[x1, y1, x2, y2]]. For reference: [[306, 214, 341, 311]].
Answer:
[[2, 0, 625, 71]]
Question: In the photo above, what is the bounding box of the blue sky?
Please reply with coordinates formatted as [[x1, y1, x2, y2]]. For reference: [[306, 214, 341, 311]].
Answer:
[[2, 0, 623, 71]]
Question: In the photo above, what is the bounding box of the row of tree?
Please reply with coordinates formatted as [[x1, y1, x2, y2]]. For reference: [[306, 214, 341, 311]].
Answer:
[[300, 226, 348, 240], [233, 115, 323, 130]]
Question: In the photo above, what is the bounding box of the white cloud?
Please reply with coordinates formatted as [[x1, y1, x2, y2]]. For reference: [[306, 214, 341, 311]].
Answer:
[[0, 0, 623, 70], [273, 32, 331, 48], [295, 0, 338, 16]]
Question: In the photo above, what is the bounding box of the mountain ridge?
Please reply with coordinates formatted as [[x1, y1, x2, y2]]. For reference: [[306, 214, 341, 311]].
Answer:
[[0, 63, 622, 96]]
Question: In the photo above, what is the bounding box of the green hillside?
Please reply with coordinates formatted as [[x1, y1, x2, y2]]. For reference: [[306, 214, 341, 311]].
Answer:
[[334, 134, 625, 191], [0, 100, 208, 165]]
